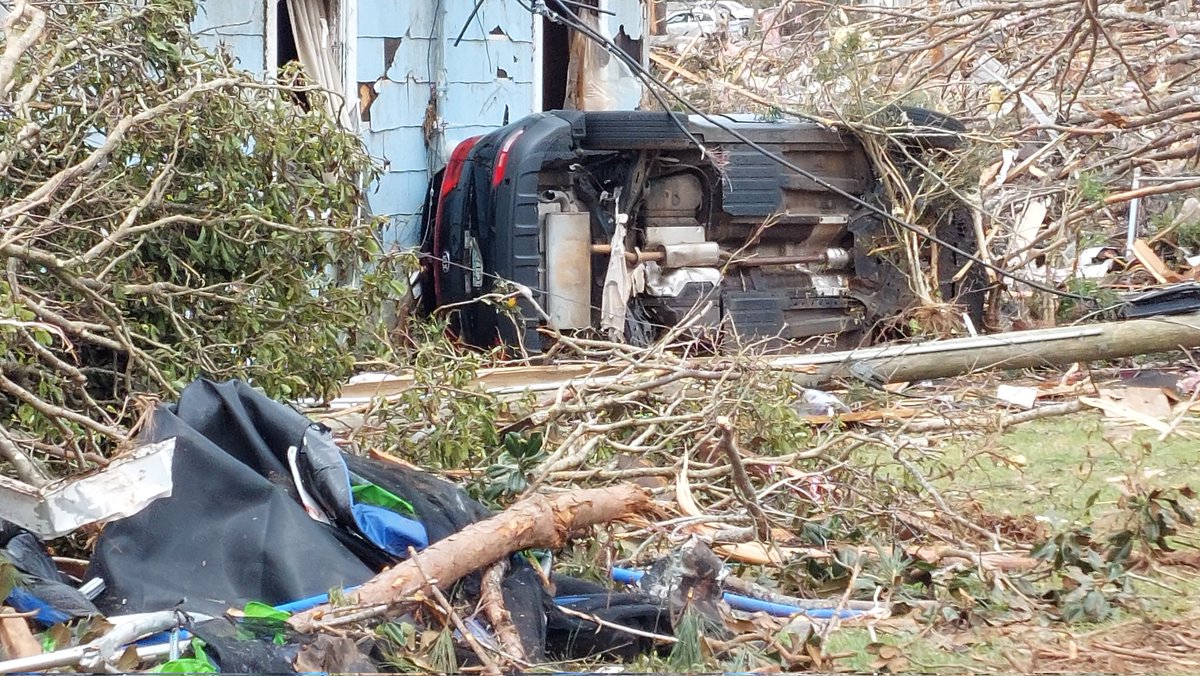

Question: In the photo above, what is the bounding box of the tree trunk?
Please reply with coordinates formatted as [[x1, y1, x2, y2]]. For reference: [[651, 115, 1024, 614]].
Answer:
[[288, 483, 652, 632]]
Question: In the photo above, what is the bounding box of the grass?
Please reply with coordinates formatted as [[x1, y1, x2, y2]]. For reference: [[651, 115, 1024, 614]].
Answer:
[[937, 413, 1200, 519], [835, 412, 1200, 672], [824, 627, 989, 672]]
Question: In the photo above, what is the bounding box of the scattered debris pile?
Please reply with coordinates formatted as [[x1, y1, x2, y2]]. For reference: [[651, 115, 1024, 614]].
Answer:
[[2, 1, 1200, 673], [244, 334, 1200, 671], [651, 0, 1200, 326], [0, 333, 1198, 671]]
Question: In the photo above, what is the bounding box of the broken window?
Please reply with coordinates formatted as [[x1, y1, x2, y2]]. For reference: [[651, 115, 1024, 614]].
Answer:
[[553, 1, 644, 111], [275, 0, 352, 126]]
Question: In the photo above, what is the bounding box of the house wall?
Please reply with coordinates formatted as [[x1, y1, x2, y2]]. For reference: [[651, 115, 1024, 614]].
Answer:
[[190, 1, 270, 75], [189, 1, 644, 252], [357, 0, 536, 250], [191, 0, 537, 251]]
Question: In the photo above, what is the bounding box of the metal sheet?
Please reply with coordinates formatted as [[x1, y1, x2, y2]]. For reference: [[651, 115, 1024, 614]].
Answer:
[[0, 439, 175, 539], [545, 212, 593, 329]]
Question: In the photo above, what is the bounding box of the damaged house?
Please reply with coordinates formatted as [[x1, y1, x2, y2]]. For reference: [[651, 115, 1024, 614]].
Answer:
[[190, 0, 648, 249], [189, 1, 986, 358]]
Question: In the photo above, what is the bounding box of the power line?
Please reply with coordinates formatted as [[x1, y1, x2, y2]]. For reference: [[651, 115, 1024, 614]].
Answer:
[[526, 1, 1092, 303]]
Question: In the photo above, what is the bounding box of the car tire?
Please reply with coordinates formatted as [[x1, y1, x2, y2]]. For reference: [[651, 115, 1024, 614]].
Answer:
[[890, 105, 966, 151], [936, 206, 989, 331]]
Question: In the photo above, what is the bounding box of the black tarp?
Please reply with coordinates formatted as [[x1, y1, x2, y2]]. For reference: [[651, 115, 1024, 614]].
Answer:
[[87, 380, 380, 617], [85, 379, 668, 669], [0, 521, 98, 625]]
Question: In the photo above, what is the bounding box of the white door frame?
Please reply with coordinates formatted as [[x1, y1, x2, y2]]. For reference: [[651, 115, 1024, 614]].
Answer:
[[338, 0, 358, 128], [532, 12, 544, 112], [264, 0, 278, 78]]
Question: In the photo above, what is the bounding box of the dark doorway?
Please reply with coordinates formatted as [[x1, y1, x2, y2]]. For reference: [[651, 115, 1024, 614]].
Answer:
[[541, 15, 570, 110], [276, 0, 300, 70]]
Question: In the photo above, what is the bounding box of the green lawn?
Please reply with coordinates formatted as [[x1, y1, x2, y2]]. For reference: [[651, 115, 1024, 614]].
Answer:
[[833, 412, 1200, 672], [933, 413, 1200, 520]]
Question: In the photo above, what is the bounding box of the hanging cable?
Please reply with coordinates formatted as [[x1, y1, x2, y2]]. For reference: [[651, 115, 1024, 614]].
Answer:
[[525, 1, 1092, 303]]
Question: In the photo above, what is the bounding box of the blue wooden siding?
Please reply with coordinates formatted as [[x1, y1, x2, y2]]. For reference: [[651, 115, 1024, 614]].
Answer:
[[191, 1, 268, 74], [357, 4, 435, 250], [188, 1, 641, 252], [359, 1, 535, 250]]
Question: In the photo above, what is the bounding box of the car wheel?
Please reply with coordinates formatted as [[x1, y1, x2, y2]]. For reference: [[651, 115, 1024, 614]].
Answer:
[[889, 105, 966, 151]]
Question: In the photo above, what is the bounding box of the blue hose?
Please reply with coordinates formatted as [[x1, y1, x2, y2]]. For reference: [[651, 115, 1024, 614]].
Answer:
[[605, 566, 868, 620], [138, 587, 360, 647], [610, 567, 643, 584], [274, 586, 360, 614], [142, 566, 864, 650]]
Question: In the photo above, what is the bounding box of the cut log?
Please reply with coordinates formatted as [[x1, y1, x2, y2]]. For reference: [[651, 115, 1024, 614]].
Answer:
[[289, 483, 652, 632]]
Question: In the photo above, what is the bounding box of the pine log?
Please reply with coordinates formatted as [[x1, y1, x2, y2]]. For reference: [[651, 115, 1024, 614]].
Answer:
[[289, 483, 651, 632]]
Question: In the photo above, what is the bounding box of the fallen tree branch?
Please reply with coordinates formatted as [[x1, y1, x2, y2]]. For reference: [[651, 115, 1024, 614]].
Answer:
[[0, 76, 240, 223], [412, 554, 503, 676], [289, 484, 653, 632], [866, 432, 1010, 549], [714, 416, 771, 541], [902, 399, 1085, 434], [0, 424, 48, 487], [480, 560, 528, 664], [0, 1, 47, 97]]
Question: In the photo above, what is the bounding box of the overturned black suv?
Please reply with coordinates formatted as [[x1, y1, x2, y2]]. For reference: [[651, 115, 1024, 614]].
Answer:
[[417, 109, 985, 352]]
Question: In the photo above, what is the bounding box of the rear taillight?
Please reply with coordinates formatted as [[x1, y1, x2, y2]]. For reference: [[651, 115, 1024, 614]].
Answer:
[[433, 136, 480, 302], [440, 136, 480, 201], [491, 129, 525, 187]]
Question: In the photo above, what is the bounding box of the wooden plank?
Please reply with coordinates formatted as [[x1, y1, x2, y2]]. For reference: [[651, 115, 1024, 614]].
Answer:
[[0, 609, 40, 659], [1132, 239, 1182, 284]]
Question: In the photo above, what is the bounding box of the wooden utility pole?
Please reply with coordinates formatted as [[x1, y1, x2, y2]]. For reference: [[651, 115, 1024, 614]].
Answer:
[[781, 312, 1200, 388]]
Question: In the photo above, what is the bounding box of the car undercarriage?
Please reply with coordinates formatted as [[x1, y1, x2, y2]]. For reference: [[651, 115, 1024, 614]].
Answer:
[[419, 109, 986, 353]]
